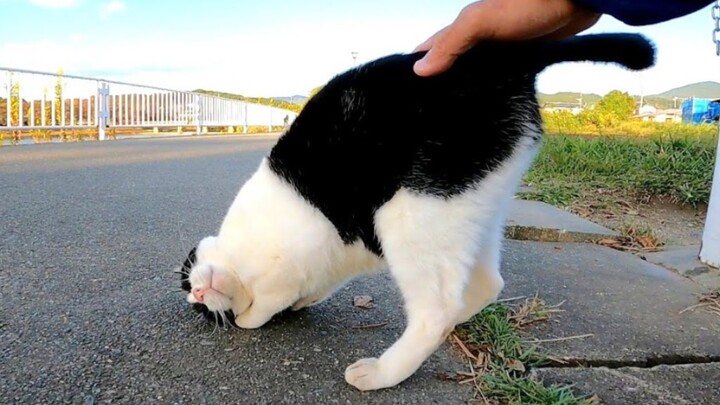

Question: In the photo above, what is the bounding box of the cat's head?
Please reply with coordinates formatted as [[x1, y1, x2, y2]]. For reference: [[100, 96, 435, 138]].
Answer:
[[177, 236, 252, 327]]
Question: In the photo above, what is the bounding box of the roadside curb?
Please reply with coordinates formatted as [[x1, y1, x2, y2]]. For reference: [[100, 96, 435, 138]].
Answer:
[[505, 199, 619, 243], [504, 225, 613, 243]]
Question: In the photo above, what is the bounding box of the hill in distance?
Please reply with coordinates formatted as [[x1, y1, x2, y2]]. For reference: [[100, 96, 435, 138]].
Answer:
[[197, 81, 720, 111], [539, 81, 720, 109], [271, 95, 308, 104], [650, 81, 720, 99], [537, 92, 601, 106]]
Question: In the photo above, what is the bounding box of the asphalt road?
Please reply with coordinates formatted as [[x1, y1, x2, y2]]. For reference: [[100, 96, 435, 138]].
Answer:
[[0, 136, 472, 404]]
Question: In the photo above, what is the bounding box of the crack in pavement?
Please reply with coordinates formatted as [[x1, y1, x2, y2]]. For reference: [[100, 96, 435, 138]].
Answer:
[[537, 354, 720, 369]]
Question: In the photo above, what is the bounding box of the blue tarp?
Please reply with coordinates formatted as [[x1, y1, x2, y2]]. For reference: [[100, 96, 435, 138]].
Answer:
[[682, 98, 720, 124]]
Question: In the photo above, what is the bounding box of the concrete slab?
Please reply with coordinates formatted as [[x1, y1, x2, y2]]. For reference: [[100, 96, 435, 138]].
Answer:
[[644, 245, 720, 290], [533, 363, 720, 405], [500, 240, 720, 364], [505, 199, 618, 243]]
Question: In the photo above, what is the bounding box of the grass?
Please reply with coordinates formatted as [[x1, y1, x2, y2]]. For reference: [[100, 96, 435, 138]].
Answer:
[[451, 297, 594, 405], [522, 132, 718, 208]]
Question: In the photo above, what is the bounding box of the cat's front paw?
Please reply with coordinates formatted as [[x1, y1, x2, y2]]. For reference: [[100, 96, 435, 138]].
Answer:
[[345, 358, 392, 391], [234, 312, 269, 329]]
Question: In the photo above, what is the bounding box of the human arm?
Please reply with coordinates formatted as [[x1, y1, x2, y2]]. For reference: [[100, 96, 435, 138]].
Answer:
[[573, 0, 715, 26], [413, 0, 716, 77], [413, 0, 600, 76]]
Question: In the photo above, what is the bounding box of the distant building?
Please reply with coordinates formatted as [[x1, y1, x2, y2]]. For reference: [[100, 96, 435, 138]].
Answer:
[[638, 104, 657, 115], [634, 106, 682, 123], [681, 97, 720, 124], [542, 102, 583, 115]]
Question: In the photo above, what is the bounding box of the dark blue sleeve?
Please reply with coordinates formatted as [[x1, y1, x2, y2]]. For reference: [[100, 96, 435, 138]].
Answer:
[[572, 0, 715, 25]]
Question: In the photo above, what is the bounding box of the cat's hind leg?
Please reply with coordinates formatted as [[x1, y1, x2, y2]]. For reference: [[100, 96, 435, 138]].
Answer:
[[455, 225, 505, 325], [345, 189, 480, 391]]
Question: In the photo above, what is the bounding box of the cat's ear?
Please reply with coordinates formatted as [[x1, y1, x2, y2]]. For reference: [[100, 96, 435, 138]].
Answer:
[[178, 246, 197, 292]]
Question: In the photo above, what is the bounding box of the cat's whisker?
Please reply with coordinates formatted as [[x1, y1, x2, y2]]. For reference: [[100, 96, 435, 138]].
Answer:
[[212, 312, 220, 334]]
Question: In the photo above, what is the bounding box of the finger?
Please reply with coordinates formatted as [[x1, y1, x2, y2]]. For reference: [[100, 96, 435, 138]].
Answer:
[[414, 7, 488, 76], [413, 26, 448, 53], [413, 44, 460, 76], [414, 0, 591, 76]]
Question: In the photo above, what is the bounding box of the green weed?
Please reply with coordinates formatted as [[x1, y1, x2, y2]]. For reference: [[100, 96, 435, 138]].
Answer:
[[524, 133, 718, 207], [453, 298, 593, 405]]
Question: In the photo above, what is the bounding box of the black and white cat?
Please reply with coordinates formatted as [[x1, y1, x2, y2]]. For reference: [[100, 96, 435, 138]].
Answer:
[[178, 33, 654, 391]]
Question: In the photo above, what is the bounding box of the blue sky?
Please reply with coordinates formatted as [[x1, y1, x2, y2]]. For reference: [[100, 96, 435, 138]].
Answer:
[[1, 0, 719, 97]]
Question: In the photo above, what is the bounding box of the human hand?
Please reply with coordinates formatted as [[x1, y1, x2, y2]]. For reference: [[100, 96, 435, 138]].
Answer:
[[413, 0, 600, 76]]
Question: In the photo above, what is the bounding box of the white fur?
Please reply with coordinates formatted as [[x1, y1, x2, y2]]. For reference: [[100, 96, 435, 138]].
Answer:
[[186, 132, 539, 390]]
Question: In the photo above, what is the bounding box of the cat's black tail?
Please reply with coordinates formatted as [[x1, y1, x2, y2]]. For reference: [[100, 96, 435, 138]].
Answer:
[[529, 33, 656, 72]]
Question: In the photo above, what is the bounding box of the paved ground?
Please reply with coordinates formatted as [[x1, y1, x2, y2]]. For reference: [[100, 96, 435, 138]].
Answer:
[[0, 136, 472, 404], [1, 135, 718, 404]]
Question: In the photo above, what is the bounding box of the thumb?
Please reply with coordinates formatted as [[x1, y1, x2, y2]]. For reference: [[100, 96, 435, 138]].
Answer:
[[413, 23, 476, 77], [413, 3, 490, 76], [413, 46, 458, 77]]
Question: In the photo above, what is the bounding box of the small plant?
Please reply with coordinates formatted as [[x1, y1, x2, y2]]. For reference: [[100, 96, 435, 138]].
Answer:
[[450, 297, 592, 404], [11, 130, 20, 145], [58, 129, 67, 142]]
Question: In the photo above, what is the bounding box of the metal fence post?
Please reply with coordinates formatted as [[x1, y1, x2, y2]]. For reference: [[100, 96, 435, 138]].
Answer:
[[243, 103, 248, 134], [97, 81, 109, 141], [700, 127, 720, 268], [195, 94, 202, 135]]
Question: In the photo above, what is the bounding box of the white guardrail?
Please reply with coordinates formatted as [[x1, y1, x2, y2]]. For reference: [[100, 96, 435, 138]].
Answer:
[[0, 67, 298, 141]]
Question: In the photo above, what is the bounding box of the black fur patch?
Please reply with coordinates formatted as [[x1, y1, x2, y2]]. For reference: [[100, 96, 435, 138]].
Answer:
[[178, 246, 236, 327], [268, 34, 655, 255]]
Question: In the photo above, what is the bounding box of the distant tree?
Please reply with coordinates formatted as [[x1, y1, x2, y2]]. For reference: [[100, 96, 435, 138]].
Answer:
[[308, 86, 323, 98], [578, 108, 615, 131], [10, 79, 20, 126], [298, 85, 324, 110], [596, 90, 636, 122], [42, 86, 51, 126], [55, 69, 64, 125], [542, 110, 582, 134]]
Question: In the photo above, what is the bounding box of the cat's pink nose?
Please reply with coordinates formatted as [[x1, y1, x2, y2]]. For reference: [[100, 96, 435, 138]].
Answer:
[[192, 287, 206, 302]]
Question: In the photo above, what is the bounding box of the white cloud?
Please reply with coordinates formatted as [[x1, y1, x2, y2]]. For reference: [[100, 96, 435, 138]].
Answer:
[[100, 0, 125, 17], [28, 0, 79, 8]]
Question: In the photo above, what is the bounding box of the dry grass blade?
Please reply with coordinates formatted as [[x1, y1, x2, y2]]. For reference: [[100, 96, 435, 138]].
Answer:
[[524, 333, 594, 344], [452, 333, 478, 361], [680, 290, 720, 317], [468, 360, 490, 405], [508, 294, 564, 328], [699, 290, 720, 317], [351, 322, 387, 330], [678, 302, 711, 315], [597, 238, 622, 248], [496, 295, 527, 303]]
